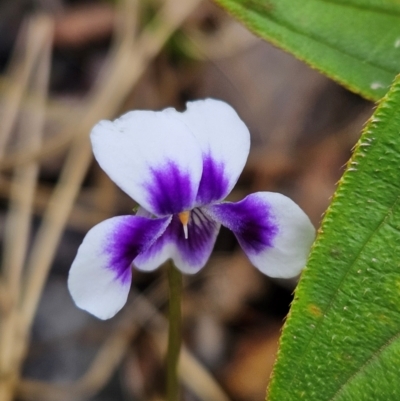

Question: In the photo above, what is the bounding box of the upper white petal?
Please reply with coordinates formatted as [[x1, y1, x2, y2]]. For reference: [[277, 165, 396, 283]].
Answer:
[[91, 110, 203, 216], [174, 99, 250, 205]]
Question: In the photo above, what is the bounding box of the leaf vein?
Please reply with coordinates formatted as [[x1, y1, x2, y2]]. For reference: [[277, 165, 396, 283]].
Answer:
[[285, 193, 400, 392], [249, 10, 396, 75], [316, 0, 400, 17], [330, 330, 400, 400]]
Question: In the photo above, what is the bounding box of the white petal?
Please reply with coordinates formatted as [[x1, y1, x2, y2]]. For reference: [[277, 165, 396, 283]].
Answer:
[[174, 99, 250, 205], [133, 238, 174, 272], [91, 110, 203, 216], [172, 207, 220, 274], [68, 215, 171, 319], [206, 192, 315, 278], [134, 208, 220, 274]]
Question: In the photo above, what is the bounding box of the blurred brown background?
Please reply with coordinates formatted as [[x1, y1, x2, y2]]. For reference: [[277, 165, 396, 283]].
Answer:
[[0, 0, 372, 400]]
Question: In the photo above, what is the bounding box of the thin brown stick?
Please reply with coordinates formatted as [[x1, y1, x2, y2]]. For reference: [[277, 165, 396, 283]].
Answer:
[[0, 0, 203, 171], [17, 0, 138, 340], [0, 19, 47, 158], [19, 136, 93, 333], [16, 288, 231, 401], [19, 0, 203, 337], [1, 15, 52, 308], [0, 75, 80, 131], [0, 15, 53, 401], [167, 263, 183, 401], [16, 279, 165, 401], [0, 177, 116, 231], [5, 0, 204, 399], [133, 291, 231, 401]]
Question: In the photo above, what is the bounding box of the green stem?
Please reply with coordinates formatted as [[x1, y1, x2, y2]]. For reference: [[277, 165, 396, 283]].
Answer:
[[167, 262, 183, 401]]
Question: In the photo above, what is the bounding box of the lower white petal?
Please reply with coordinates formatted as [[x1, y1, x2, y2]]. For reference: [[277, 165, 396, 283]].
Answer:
[[134, 208, 220, 274], [205, 192, 315, 278], [68, 215, 170, 319]]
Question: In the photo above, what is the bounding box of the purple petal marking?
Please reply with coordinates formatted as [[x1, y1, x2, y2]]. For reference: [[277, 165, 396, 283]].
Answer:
[[174, 208, 220, 271], [196, 154, 230, 206], [205, 195, 279, 255], [134, 207, 220, 273], [144, 160, 197, 216], [105, 215, 171, 283]]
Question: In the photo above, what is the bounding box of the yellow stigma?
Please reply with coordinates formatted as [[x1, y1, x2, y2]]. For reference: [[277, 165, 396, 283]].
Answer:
[[178, 211, 190, 239]]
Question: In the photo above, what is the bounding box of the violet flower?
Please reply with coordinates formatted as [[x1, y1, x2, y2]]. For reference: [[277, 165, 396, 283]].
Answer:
[[68, 99, 315, 319]]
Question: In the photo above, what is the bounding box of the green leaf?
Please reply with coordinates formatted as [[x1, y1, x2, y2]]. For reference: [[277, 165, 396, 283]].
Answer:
[[214, 0, 400, 100], [268, 74, 400, 400]]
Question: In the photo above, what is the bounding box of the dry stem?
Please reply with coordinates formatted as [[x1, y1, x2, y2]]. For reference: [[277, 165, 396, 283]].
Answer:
[[0, 15, 53, 401], [16, 288, 231, 401], [0, 0, 204, 400]]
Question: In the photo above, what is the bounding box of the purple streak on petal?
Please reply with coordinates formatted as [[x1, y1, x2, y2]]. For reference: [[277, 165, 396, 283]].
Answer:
[[105, 215, 170, 283], [174, 207, 220, 271], [134, 207, 220, 273], [206, 195, 279, 255], [196, 154, 230, 205], [132, 227, 170, 268], [143, 160, 197, 216]]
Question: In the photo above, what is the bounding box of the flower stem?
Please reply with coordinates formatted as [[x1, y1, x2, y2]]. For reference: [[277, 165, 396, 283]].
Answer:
[[167, 262, 183, 401]]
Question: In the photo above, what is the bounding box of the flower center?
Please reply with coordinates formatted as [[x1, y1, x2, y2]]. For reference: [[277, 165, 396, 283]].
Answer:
[[178, 211, 190, 239]]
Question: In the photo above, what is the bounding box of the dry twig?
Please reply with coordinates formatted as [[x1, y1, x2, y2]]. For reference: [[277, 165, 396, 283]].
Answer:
[[0, 0, 205, 400], [17, 289, 231, 401], [0, 15, 53, 401]]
